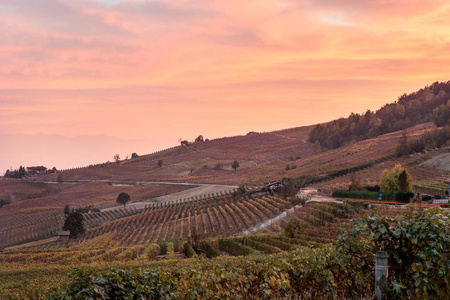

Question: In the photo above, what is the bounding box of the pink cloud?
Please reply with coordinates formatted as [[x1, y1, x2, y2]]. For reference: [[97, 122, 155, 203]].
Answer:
[[0, 0, 449, 170]]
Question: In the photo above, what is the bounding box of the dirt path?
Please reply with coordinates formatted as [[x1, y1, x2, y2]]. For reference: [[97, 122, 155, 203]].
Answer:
[[238, 191, 342, 235], [423, 152, 450, 171]]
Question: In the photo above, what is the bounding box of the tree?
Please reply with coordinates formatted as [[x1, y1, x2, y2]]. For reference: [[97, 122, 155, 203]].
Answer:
[[195, 135, 204, 142], [157, 159, 163, 168], [398, 170, 410, 192], [131, 153, 139, 159], [64, 204, 70, 216], [4, 169, 10, 178], [116, 192, 131, 207], [18, 166, 26, 178], [431, 100, 450, 127], [57, 172, 64, 183], [114, 154, 120, 164], [62, 212, 85, 239], [233, 184, 247, 199], [380, 164, 412, 192], [349, 175, 364, 191], [232, 160, 239, 171]]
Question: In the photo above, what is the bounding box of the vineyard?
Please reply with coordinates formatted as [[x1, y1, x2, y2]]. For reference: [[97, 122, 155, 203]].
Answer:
[[0, 199, 409, 265], [0, 200, 369, 276], [0, 181, 193, 249], [313, 146, 450, 195], [1, 201, 446, 299], [10, 191, 296, 251]]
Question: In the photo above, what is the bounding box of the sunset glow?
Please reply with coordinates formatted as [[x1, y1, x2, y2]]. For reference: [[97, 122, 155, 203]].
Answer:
[[1, 0, 450, 170]]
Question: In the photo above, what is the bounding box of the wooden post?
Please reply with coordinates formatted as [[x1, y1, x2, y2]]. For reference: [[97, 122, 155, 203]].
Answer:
[[375, 251, 389, 300]]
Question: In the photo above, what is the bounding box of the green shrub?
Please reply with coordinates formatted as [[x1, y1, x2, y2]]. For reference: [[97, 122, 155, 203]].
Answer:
[[157, 242, 168, 255], [183, 242, 197, 258], [143, 243, 160, 260], [172, 239, 183, 253], [284, 219, 307, 238], [332, 190, 378, 200], [334, 190, 414, 203], [343, 199, 371, 208], [166, 242, 174, 259], [339, 208, 450, 299], [200, 241, 220, 258]]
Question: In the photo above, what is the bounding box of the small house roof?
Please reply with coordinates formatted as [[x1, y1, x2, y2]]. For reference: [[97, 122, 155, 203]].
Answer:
[[27, 166, 47, 171], [58, 231, 70, 236]]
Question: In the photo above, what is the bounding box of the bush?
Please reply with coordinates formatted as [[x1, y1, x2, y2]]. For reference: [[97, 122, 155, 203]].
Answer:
[[183, 242, 197, 258], [144, 243, 160, 260], [200, 241, 220, 258], [332, 190, 378, 200], [382, 191, 413, 203], [284, 219, 308, 238], [59, 267, 167, 299], [339, 208, 450, 299], [166, 242, 175, 259], [365, 185, 380, 192], [157, 242, 168, 255], [172, 239, 183, 252], [333, 190, 413, 203]]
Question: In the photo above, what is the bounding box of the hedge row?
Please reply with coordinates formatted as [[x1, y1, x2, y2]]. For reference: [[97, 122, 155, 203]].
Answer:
[[332, 190, 414, 203]]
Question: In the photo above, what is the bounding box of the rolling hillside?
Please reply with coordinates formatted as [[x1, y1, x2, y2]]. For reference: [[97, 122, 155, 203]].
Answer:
[[1, 82, 449, 299], [1, 121, 448, 250], [1, 81, 449, 252]]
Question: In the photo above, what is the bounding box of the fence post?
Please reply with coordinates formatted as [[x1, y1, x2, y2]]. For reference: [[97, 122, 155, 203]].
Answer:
[[375, 251, 389, 300]]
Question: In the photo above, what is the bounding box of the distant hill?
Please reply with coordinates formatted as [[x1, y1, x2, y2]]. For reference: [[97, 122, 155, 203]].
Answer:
[[309, 81, 450, 149]]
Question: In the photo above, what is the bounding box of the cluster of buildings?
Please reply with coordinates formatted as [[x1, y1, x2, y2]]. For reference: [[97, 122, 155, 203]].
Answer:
[[5, 166, 57, 178]]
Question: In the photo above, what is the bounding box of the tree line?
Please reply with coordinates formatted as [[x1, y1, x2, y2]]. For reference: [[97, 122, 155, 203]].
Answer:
[[309, 81, 450, 149]]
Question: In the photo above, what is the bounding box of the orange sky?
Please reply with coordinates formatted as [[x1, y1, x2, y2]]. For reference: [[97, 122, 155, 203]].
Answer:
[[1, 0, 450, 171]]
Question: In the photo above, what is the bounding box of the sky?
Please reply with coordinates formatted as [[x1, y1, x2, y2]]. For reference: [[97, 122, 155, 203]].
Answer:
[[1, 0, 450, 171]]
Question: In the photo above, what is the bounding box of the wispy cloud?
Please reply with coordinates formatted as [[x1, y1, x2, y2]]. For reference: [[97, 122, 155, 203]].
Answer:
[[0, 0, 449, 153]]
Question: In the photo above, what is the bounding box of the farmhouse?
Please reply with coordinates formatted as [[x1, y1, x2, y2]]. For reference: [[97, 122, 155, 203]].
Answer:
[[58, 231, 70, 242], [27, 166, 47, 176], [264, 180, 282, 191]]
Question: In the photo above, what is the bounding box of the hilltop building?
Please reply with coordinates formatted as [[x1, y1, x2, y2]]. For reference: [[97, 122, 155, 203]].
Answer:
[[27, 166, 47, 176]]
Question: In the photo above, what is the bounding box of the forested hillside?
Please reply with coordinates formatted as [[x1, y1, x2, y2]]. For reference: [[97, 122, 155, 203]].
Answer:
[[309, 81, 450, 149]]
